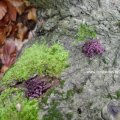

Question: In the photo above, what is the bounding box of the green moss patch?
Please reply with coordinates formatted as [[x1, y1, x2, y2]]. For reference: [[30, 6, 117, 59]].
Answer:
[[3, 43, 69, 85], [76, 23, 96, 41], [0, 88, 39, 120]]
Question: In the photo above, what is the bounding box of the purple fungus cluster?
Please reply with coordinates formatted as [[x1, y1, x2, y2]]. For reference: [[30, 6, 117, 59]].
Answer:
[[25, 76, 52, 99], [82, 39, 105, 57]]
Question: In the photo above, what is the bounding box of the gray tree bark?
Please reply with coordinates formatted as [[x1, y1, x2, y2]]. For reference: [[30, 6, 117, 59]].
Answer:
[[29, 0, 120, 11], [29, 0, 81, 9]]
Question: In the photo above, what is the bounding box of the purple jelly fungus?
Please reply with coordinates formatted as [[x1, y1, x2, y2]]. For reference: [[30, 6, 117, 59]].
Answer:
[[82, 39, 105, 57], [25, 76, 52, 99]]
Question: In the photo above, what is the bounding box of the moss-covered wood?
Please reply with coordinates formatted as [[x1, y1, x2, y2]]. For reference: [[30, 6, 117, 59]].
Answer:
[[29, 0, 55, 8], [29, 0, 73, 9]]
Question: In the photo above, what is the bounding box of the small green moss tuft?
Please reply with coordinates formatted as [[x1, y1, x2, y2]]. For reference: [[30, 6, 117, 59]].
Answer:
[[66, 89, 74, 100], [29, 0, 55, 8], [106, 90, 120, 100], [43, 101, 64, 120], [114, 90, 120, 99], [115, 20, 120, 28], [60, 80, 65, 88], [76, 23, 96, 41], [3, 43, 69, 84], [41, 88, 55, 105], [65, 113, 73, 120]]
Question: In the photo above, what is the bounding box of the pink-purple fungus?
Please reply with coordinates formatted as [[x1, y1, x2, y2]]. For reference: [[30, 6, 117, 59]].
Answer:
[[25, 75, 59, 99], [82, 39, 105, 57]]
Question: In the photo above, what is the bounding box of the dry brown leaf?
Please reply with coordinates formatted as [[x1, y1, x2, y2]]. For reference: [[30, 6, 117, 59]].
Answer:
[[7, 0, 26, 15], [27, 7, 37, 21], [0, 0, 17, 25], [0, 13, 10, 25], [16, 23, 28, 41], [0, 25, 15, 46], [0, 0, 37, 76], [0, 1, 7, 20], [0, 65, 8, 73], [23, 0, 30, 6], [0, 26, 7, 47], [1, 40, 17, 67], [7, 4, 17, 21], [0, 25, 12, 44], [6, 25, 12, 37], [14, 39, 24, 51], [6, 23, 18, 38], [4, 0, 17, 21]]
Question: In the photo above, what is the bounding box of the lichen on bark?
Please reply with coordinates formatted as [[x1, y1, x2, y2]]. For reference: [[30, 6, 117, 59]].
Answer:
[[29, 0, 57, 8]]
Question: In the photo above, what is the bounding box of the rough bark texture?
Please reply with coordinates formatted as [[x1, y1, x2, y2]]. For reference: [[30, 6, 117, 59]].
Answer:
[[30, 0, 120, 120], [30, 0, 120, 9]]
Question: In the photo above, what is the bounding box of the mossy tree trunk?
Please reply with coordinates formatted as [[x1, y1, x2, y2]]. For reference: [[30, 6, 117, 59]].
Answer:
[[29, 0, 79, 9]]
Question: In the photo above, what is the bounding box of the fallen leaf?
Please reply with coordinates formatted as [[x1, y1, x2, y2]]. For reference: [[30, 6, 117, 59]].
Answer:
[[0, 26, 7, 47], [16, 14, 37, 31], [0, 1, 7, 20], [7, 23, 18, 38], [0, 0, 38, 75], [14, 39, 24, 51], [7, 0, 26, 15], [6, 25, 12, 37], [4, 0, 17, 21], [0, 13, 9, 25], [0, 25, 15, 46], [1, 65, 8, 73], [7, 5, 17, 22], [16, 23, 28, 41], [1, 40, 17, 67], [0, 0, 17, 25], [23, 0, 30, 6], [27, 7, 37, 21]]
